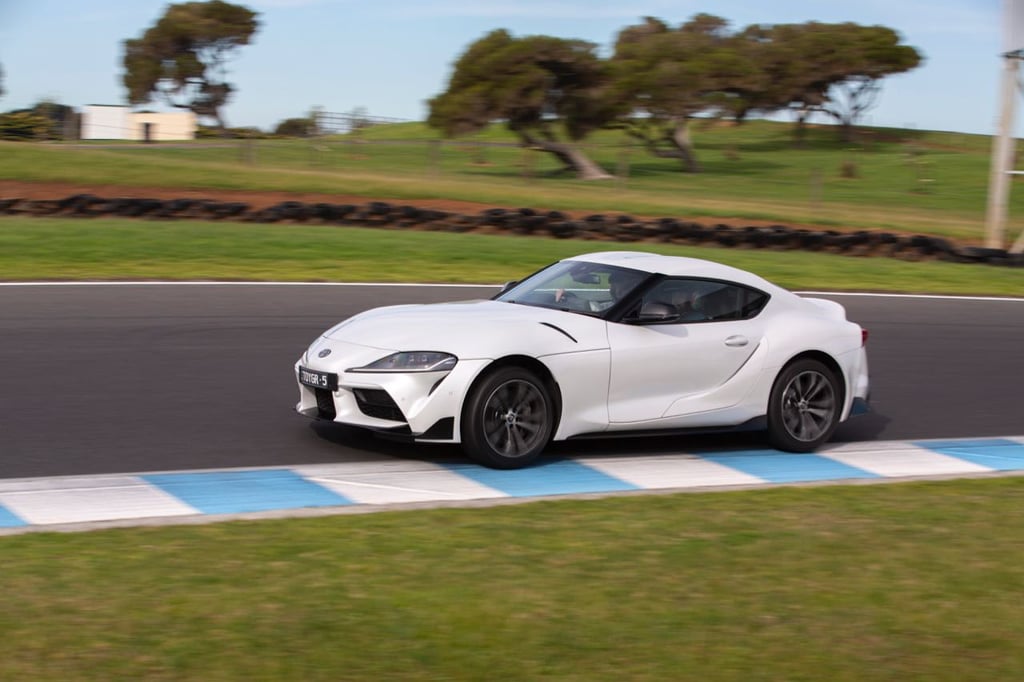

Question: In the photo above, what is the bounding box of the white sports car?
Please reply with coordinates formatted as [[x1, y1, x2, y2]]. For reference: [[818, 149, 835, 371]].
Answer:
[[295, 251, 870, 468]]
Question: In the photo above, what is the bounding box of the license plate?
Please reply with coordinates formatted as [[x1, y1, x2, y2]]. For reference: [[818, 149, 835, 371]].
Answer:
[[298, 366, 337, 391]]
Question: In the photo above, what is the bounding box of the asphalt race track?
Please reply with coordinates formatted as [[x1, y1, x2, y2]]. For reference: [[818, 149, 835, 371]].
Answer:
[[1, 283, 1022, 482]]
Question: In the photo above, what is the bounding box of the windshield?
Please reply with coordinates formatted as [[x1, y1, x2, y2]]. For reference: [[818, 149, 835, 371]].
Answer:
[[495, 260, 649, 316]]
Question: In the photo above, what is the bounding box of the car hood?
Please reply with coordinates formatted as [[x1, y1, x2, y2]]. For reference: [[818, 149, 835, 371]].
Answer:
[[322, 299, 609, 358]]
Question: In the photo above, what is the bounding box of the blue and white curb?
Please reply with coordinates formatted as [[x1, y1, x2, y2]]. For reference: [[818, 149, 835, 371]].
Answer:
[[1, 436, 1023, 533]]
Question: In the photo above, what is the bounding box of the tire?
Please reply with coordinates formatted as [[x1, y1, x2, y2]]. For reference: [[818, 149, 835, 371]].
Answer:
[[767, 359, 841, 452], [461, 366, 554, 469]]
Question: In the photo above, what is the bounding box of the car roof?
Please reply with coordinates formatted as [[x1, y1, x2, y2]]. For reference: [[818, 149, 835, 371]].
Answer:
[[564, 251, 782, 292]]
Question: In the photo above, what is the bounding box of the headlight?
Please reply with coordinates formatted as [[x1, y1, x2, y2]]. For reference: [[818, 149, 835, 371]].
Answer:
[[350, 351, 458, 373]]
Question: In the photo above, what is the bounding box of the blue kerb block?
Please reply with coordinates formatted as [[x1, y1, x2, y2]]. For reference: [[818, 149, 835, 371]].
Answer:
[[144, 469, 351, 515], [702, 449, 879, 484], [445, 459, 640, 497], [916, 439, 1024, 472], [0, 504, 27, 528]]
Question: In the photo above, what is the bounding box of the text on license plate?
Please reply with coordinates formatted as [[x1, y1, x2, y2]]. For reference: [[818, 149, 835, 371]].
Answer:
[[298, 367, 338, 391]]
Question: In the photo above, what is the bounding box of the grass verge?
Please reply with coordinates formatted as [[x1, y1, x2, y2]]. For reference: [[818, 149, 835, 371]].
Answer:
[[2, 478, 1023, 681], [2, 217, 1023, 296]]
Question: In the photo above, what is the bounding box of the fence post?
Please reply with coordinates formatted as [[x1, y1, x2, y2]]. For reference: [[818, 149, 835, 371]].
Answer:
[[809, 167, 823, 209], [521, 147, 536, 182], [240, 139, 256, 166], [427, 139, 442, 177], [616, 143, 632, 190]]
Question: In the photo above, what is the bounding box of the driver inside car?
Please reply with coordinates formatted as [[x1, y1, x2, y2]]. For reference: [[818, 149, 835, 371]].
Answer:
[[555, 270, 642, 312]]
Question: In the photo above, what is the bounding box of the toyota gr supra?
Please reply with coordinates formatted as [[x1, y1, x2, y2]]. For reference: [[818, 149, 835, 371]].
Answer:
[[295, 251, 870, 468]]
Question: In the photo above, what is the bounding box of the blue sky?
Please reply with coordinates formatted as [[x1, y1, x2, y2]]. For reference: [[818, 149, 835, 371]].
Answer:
[[0, 0, 1008, 135]]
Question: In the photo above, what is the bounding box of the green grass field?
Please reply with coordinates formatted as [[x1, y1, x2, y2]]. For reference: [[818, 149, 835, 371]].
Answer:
[[3, 478, 1024, 681], [3, 120, 1023, 241], [2, 218, 1023, 295]]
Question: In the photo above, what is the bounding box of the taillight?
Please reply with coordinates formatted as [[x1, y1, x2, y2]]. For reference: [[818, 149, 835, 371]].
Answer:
[[861, 329, 869, 346]]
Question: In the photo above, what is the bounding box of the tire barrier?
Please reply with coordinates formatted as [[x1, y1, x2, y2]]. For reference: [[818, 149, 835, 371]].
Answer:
[[2, 194, 1022, 267]]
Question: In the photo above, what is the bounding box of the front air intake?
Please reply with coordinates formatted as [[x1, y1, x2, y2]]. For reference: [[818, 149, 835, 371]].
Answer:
[[314, 388, 337, 420], [352, 388, 406, 422]]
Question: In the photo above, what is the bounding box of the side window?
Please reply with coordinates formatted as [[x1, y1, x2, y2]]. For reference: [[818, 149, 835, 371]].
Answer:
[[641, 279, 769, 323]]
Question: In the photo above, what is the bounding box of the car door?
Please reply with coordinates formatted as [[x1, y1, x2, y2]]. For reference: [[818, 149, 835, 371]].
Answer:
[[606, 278, 769, 423]]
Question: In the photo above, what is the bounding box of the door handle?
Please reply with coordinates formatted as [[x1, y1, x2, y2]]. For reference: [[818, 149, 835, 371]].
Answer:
[[724, 335, 749, 347]]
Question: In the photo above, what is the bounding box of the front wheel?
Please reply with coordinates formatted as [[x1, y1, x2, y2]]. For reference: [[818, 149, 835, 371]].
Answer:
[[461, 367, 554, 469], [767, 359, 841, 452]]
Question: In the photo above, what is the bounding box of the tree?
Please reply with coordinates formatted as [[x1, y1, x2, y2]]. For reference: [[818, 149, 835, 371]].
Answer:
[[814, 24, 921, 142], [0, 112, 52, 140], [610, 15, 758, 172], [31, 100, 77, 139], [273, 116, 313, 137], [0, 100, 75, 141], [0, 62, 5, 100], [610, 17, 922, 159], [428, 29, 623, 180], [733, 22, 921, 144], [727, 23, 811, 124], [122, 0, 259, 130]]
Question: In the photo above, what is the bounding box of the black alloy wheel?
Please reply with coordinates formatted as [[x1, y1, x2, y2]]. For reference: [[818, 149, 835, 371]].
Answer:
[[767, 358, 841, 452], [461, 366, 554, 469]]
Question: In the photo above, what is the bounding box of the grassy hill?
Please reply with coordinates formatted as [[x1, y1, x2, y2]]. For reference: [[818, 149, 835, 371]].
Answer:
[[1, 120, 1017, 241]]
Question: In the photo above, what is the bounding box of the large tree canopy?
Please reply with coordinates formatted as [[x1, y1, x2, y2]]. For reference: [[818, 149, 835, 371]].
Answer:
[[810, 23, 922, 141], [427, 29, 624, 180], [726, 21, 921, 143], [429, 15, 922, 178], [122, 0, 259, 129], [609, 16, 922, 168], [610, 15, 758, 172]]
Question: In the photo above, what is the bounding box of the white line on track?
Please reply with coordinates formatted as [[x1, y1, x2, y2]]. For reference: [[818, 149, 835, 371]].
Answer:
[[795, 291, 1024, 302]]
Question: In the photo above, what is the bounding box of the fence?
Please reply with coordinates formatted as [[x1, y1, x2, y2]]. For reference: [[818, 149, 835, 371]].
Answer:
[[200, 137, 986, 212], [312, 110, 411, 135]]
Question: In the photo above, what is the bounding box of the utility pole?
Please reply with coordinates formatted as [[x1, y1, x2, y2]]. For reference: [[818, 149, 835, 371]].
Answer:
[[983, 52, 1020, 249], [984, 0, 1024, 253]]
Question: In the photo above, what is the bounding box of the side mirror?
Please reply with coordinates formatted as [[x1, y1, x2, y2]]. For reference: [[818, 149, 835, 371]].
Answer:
[[633, 301, 680, 325], [497, 280, 518, 295]]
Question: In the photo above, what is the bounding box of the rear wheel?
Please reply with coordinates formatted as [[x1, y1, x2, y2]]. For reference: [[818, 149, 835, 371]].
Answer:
[[461, 367, 554, 469], [767, 359, 841, 452]]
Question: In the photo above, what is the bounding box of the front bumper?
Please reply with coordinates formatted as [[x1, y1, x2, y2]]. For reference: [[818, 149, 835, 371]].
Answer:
[[294, 351, 490, 443], [849, 396, 871, 416]]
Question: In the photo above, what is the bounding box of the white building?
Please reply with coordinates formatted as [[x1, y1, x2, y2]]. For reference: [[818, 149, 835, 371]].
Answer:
[[81, 105, 197, 141]]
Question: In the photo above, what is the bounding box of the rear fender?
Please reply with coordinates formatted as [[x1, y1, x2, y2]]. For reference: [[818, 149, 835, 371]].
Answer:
[[802, 297, 848, 321]]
